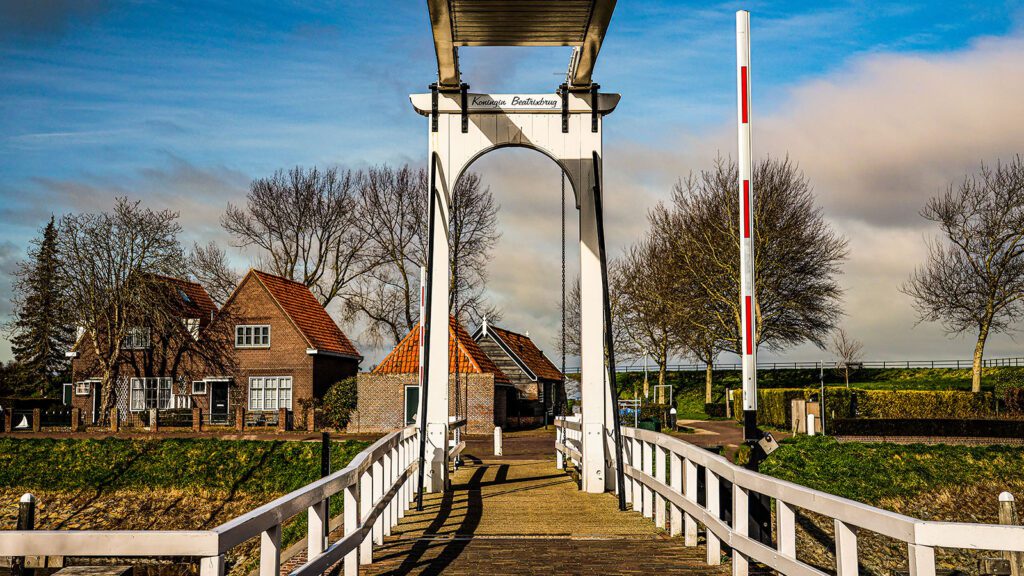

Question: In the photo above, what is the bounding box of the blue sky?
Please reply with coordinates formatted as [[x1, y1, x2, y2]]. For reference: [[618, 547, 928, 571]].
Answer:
[[2, 1, 1024, 364]]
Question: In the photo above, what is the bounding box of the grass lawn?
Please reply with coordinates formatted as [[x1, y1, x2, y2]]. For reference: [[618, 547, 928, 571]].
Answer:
[[760, 436, 1024, 575], [0, 437, 370, 574]]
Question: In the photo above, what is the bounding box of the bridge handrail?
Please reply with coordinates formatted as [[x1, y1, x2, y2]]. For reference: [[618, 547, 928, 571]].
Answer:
[[0, 425, 422, 576], [554, 421, 1024, 576], [554, 415, 584, 470]]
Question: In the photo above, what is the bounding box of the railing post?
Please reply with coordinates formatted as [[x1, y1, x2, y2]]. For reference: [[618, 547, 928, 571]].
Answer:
[[344, 479, 360, 575], [382, 448, 393, 537], [669, 451, 682, 537], [397, 439, 407, 520], [200, 555, 225, 576], [908, 544, 936, 576], [777, 500, 796, 558], [359, 467, 373, 564], [732, 482, 749, 576], [556, 422, 565, 469], [835, 519, 859, 576], [655, 444, 667, 529], [683, 457, 698, 546], [642, 440, 654, 518], [259, 523, 281, 576], [307, 498, 327, 559], [372, 456, 384, 544], [706, 470, 721, 565], [632, 437, 642, 513], [390, 443, 400, 529]]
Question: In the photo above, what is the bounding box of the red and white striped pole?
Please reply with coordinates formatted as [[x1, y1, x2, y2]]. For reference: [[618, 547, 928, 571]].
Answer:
[[736, 10, 758, 443]]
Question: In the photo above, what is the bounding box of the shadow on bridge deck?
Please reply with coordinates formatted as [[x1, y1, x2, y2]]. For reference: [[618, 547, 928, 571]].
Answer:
[[356, 431, 728, 576]]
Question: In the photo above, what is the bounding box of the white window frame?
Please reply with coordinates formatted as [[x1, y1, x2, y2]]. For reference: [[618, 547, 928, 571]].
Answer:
[[192, 380, 207, 395], [122, 327, 151, 350], [248, 376, 292, 411], [235, 325, 271, 348], [129, 377, 173, 411], [75, 381, 95, 396]]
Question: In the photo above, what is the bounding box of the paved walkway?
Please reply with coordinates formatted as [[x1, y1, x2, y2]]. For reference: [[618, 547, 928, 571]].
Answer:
[[352, 431, 728, 576]]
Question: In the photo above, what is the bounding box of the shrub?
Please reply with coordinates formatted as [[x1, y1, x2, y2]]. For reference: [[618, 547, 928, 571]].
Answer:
[[830, 418, 1024, 438], [320, 377, 357, 430], [1006, 387, 1024, 416], [732, 388, 994, 428]]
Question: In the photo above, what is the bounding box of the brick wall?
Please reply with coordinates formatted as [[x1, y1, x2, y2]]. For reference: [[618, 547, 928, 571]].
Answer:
[[353, 373, 506, 435]]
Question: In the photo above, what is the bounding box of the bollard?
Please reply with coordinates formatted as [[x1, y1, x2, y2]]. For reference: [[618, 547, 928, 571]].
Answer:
[[807, 414, 816, 437], [494, 426, 503, 456], [236, 407, 245, 431], [192, 407, 202, 432], [71, 408, 81, 432], [110, 408, 119, 433], [4, 408, 12, 433], [12, 493, 36, 576], [278, 407, 288, 432], [149, 408, 159, 432], [999, 492, 1022, 576], [31, 408, 41, 432]]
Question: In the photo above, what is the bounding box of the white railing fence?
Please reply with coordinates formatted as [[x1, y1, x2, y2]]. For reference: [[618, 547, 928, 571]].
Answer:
[[577, 425, 1024, 576], [0, 425, 420, 576], [554, 415, 582, 471], [449, 416, 467, 470]]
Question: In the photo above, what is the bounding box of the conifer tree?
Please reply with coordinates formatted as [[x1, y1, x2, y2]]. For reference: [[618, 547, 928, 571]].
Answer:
[[10, 216, 74, 396]]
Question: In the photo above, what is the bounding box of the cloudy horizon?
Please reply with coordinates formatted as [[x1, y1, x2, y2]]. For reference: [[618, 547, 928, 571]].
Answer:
[[2, 1, 1024, 368]]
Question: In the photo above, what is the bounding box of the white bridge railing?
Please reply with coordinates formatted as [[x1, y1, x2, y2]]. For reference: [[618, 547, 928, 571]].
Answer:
[[0, 425, 420, 576], [555, 421, 1024, 576], [554, 415, 582, 470]]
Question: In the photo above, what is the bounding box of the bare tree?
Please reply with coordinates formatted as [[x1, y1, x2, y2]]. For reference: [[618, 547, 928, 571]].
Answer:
[[189, 241, 239, 307], [345, 165, 501, 345], [56, 198, 187, 416], [616, 236, 682, 400], [830, 328, 864, 387], [222, 167, 375, 307], [652, 156, 848, 394], [902, 157, 1024, 392]]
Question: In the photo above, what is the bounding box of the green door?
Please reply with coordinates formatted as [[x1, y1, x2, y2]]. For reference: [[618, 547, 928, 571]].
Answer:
[[405, 385, 420, 426]]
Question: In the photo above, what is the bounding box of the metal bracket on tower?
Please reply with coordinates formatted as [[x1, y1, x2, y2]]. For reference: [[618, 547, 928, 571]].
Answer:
[[560, 83, 569, 134], [460, 83, 469, 133], [430, 83, 439, 133], [590, 83, 600, 133]]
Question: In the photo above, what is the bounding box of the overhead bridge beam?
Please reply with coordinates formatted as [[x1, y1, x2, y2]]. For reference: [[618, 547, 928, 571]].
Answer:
[[428, 0, 617, 90]]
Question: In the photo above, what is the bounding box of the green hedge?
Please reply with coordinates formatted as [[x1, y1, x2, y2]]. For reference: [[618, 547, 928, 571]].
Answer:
[[732, 388, 996, 428]]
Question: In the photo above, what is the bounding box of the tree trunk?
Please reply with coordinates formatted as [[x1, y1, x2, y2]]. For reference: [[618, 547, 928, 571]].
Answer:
[[705, 362, 713, 404], [973, 321, 991, 393], [844, 366, 849, 388]]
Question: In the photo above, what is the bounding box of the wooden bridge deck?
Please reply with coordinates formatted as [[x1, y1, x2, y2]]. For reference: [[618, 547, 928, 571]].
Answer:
[[340, 432, 728, 575]]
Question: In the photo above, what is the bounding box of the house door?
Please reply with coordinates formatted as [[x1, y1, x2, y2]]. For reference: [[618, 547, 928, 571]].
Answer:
[[404, 385, 420, 426], [210, 381, 230, 425], [92, 386, 102, 424]]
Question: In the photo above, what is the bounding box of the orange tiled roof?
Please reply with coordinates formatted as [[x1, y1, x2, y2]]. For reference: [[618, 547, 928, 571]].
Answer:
[[484, 325, 564, 382], [251, 270, 361, 359], [152, 275, 218, 327], [374, 316, 510, 384]]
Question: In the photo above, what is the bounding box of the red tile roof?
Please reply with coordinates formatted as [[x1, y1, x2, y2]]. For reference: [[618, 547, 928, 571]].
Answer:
[[250, 270, 361, 359], [374, 316, 510, 384], [481, 324, 564, 382], [153, 275, 218, 327]]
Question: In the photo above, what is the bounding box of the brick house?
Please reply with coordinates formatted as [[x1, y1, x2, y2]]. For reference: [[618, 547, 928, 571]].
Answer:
[[70, 270, 361, 428], [472, 319, 564, 423], [350, 316, 512, 435], [210, 269, 362, 427], [69, 276, 221, 424]]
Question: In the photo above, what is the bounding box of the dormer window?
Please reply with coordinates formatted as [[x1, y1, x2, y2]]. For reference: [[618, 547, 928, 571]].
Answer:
[[236, 325, 270, 348], [122, 327, 151, 350]]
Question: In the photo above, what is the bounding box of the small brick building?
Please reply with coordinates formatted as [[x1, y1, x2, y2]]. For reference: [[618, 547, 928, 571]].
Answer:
[[350, 316, 512, 435], [472, 319, 564, 423], [70, 270, 361, 428]]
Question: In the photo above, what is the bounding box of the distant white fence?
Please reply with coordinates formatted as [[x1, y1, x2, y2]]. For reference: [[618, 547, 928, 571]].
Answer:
[[562, 356, 1024, 374], [554, 421, 1024, 576], [0, 425, 420, 576]]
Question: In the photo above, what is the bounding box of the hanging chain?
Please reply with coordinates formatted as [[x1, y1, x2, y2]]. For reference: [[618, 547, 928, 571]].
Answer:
[[560, 170, 567, 416]]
